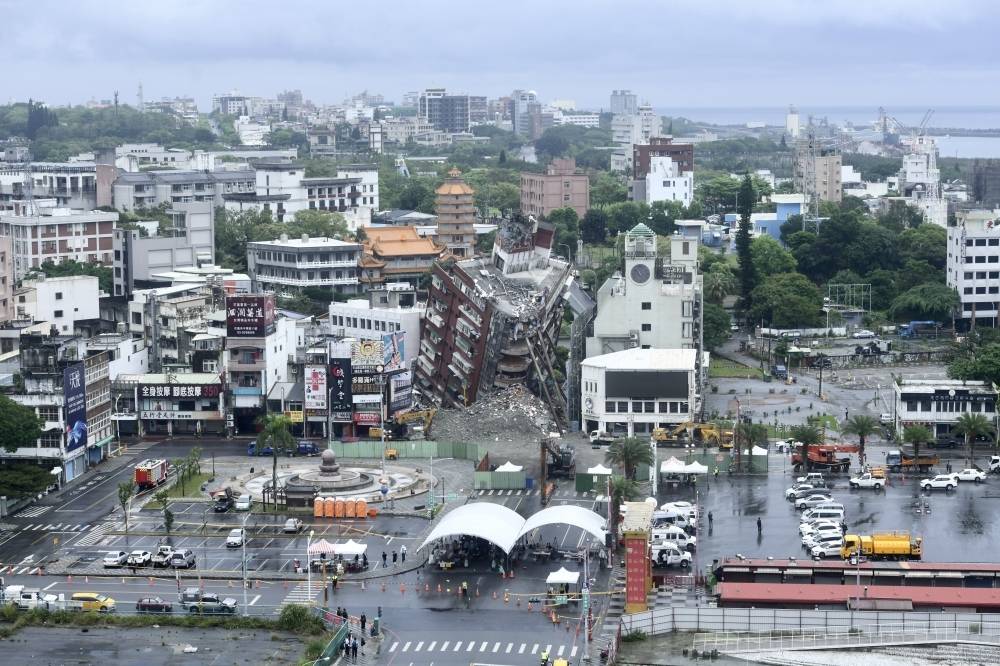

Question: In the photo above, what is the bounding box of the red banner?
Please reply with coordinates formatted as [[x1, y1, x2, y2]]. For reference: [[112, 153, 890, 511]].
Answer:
[[353, 412, 381, 426], [624, 536, 648, 612]]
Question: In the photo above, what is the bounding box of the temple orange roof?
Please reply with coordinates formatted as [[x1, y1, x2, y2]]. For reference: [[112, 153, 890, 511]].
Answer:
[[363, 226, 445, 258]]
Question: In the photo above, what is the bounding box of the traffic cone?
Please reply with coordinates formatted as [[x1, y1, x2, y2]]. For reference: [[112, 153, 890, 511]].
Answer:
[[360, 580, 365, 591], [228, 580, 233, 587], [504, 591, 509, 604], [380, 581, 386, 592], [528, 601, 533, 612], [84, 576, 88, 583], [67, 575, 72, 583], [399, 583, 405, 595], [255, 579, 261, 589], [437, 583, 442, 594], [516, 596, 521, 607], [492, 590, 497, 600], [148, 577, 153, 585], [121, 577, 126, 585], [476, 587, 480, 597]]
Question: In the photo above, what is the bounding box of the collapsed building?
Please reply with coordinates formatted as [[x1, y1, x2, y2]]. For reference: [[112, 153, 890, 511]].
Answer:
[[414, 213, 594, 425]]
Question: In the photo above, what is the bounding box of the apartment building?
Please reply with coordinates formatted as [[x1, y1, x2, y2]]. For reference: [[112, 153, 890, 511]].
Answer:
[[13, 275, 100, 334], [0, 201, 117, 280], [0, 161, 113, 210], [632, 137, 695, 179], [128, 283, 216, 372], [630, 155, 693, 206], [114, 143, 193, 170], [418, 88, 472, 133], [329, 285, 424, 364], [435, 169, 477, 258], [610, 104, 660, 173], [0, 237, 11, 324], [610, 90, 638, 116], [794, 140, 843, 204], [358, 226, 446, 289], [520, 158, 590, 220], [247, 234, 362, 295], [381, 117, 437, 145], [947, 209, 1000, 327]]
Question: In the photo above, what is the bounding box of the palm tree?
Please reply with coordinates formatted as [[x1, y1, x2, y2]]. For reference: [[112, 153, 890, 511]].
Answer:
[[789, 424, 823, 474], [953, 413, 995, 468], [842, 415, 879, 468], [608, 475, 640, 536], [902, 425, 932, 470], [605, 437, 654, 481], [704, 264, 737, 304], [256, 414, 295, 509], [734, 422, 768, 472]]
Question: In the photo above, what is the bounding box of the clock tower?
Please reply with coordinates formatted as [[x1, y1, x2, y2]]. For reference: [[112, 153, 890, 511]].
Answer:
[[624, 223, 657, 288]]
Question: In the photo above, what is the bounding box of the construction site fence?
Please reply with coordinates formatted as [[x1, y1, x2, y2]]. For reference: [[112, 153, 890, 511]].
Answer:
[[619, 605, 1000, 637], [474, 470, 527, 490], [329, 440, 484, 461]]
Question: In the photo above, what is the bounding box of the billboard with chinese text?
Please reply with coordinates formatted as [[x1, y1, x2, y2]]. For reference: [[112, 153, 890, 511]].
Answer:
[[303, 366, 327, 411], [328, 358, 353, 421], [226, 294, 276, 337]]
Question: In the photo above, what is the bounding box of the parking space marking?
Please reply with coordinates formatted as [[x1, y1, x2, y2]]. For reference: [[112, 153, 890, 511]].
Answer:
[[571, 646, 578, 657], [44, 582, 57, 590], [254, 559, 269, 572]]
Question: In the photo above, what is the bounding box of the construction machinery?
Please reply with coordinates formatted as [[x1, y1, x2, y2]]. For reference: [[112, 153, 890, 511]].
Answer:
[[792, 443, 859, 473], [542, 436, 576, 479], [840, 532, 922, 560], [652, 422, 733, 449], [389, 408, 437, 439]]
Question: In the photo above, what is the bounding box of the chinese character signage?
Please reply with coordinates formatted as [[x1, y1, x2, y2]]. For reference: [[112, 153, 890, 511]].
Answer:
[[351, 339, 384, 374], [226, 294, 275, 337], [382, 332, 405, 373], [139, 384, 221, 399], [624, 536, 649, 613], [389, 370, 413, 413], [304, 366, 327, 411], [329, 358, 353, 421], [63, 362, 88, 452], [352, 374, 381, 395]]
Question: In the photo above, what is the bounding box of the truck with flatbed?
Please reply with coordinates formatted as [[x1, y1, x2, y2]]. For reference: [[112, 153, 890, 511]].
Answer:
[[849, 472, 886, 490], [840, 532, 922, 560], [885, 449, 939, 473]]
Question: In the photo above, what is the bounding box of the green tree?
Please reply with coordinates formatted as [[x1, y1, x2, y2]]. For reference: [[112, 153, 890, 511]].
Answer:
[[790, 424, 824, 474], [290, 209, 350, 239], [902, 424, 932, 470], [26, 259, 113, 294], [877, 199, 924, 232], [953, 413, 995, 468], [779, 214, 804, 243], [172, 458, 190, 496], [897, 223, 947, 271], [153, 489, 169, 509], [695, 174, 741, 213], [704, 264, 737, 304], [118, 480, 136, 544], [546, 208, 580, 258], [703, 302, 732, 350], [735, 174, 756, 319], [950, 342, 1000, 385], [581, 208, 609, 244], [163, 507, 175, 535], [842, 415, 879, 468], [256, 414, 295, 509], [0, 395, 42, 453], [605, 437, 654, 480], [590, 172, 627, 207], [608, 475, 640, 532], [749, 272, 823, 328], [750, 235, 797, 278], [889, 283, 959, 322], [0, 464, 55, 499]]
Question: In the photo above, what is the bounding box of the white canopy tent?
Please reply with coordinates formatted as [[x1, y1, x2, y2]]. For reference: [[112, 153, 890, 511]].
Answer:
[[308, 539, 337, 555], [587, 463, 613, 475], [684, 461, 709, 474], [751, 445, 769, 456], [660, 457, 686, 474], [418, 503, 607, 555], [333, 539, 368, 556], [546, 567, 581, 585], [495, 461, 524, 472]]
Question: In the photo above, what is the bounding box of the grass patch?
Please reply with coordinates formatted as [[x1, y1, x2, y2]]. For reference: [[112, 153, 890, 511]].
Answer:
[[165, 472, 214, 498], [709, 358, 764, 380]]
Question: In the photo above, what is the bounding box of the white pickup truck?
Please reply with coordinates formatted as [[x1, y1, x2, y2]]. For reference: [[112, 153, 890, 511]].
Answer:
[[1, 585, 61, 611], [849, 473, 886, 490], [151, 545, 175, 568]]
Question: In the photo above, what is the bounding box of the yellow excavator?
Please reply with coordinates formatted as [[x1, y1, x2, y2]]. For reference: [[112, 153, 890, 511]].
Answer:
[[651, 421, 734, 449]]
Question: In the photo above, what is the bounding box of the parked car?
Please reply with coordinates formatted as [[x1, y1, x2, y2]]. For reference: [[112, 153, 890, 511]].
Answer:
[[955, 468, 987, 483], [234, 495, 252, 511], [247, 444, 274, 456], [795, 493, 836, 510], [283, 518, 303, 534], [136, 597, 173, 613], [803, 531, 845, 550], [180, 588, 237, 614], [126, 550, 152, 567], [786, 484, 819, 501], [151, 546, 175, 568], [800, 521, 843, 540], [849, 473, 886, 490], [801, 507, 846, 523], [292, 441, 320, 456], [169, 549, 196, 569], [808, 357, 833, 369], [811, 540, 846, 558], [651, 543, 692, 568], [103, 551, 128, 568], [991, 455, 1000, 474], [795, 472, 826, 486], [226, 528, 245, 548], [921, 474, 959, 491], [70, 592, 115, 613], [852, 329, 876, 339]]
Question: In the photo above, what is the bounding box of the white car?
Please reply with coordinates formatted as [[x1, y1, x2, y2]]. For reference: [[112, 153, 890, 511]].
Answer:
[[800, 521, 842, 540], [225, 528, 245, 548], [795, 472, 826, 486], [234, 495, 252, 511], [811, 540, 845, 558], [795, 493, 835, 509], [803, 530, 845, 550], [103, 550, 128, 568], [920, 474, 959, 491], [955, 468, 986, 483], [651, 543, 692, 568], [849, 473, 886, 490], [126, 550, 152, 566], [852, 330, 876, 339]]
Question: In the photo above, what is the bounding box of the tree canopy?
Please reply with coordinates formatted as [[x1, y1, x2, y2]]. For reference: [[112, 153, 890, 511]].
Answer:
[[750, 235, 797, 278], [749, 272, 823, 328], [703, 302, 732, 350], [214, 208, 351, 272], [0, 395, 42, 453]]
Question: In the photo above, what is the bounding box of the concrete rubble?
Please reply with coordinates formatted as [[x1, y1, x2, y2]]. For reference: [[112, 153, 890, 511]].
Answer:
[[431, 384, 559, 446]]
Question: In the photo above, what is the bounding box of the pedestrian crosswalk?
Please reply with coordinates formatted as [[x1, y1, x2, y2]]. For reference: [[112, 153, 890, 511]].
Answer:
[[476, 488, 594, 499], [387, 639, 579, 658], [75, 522, 117, 547], [19, 522, 91, 533], [278, 581, 320, 609], [14, 505, 52, 518], [1, 564, 42, 575]]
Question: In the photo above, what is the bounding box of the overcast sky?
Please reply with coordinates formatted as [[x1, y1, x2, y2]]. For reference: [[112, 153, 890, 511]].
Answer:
[[3, 0, 999, 111]]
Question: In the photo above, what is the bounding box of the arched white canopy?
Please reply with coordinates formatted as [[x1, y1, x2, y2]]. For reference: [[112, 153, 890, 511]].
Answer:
[[517, 505, 607, 544], [417, 503, 525, 554]]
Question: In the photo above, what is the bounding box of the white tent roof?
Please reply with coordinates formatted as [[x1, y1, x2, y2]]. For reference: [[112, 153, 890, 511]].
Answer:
[[660, 457, 686, 474], [333, 539, 367, 556], [495, 461, 523, 472], [418, 503, 525, 554], [418, 503, 607, 555], [308, 538, 337, 555], [587, 463, 613, 475], [546, 567, 581, 585], [751, 445, 769, 456], [684, 461, 709, 474]]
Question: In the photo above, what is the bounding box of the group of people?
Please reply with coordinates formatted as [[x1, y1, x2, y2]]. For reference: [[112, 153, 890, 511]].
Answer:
[[335, 607, 370, 662], [380, 544, 408, 568]]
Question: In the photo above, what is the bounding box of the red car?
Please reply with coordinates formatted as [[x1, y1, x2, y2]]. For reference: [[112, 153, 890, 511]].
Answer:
[[136, 597, 173, 613]]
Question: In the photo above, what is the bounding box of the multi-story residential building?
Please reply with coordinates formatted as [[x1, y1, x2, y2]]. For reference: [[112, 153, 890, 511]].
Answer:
[[212, 91, 251, 116], [128, 283, 216, 372], [113, 372, 224, 437], [794, 139, 842, 204], [13, 275, 100, 334], [0, 201, 117, 281], [113, 170, 256, 211], [632, 137, 695, 180], [469, 96, 488, 125], [512, 90, 541, 138], [247, 234, 362, 296], [435, 169, 477, 258], [629, 155, 693, 206], [586, 223, 704, 405], [0, 161, 115, 210], [329, 284, 424, 364], [0, 237, 11, 324], [418, 88, 472, 133], [520, 158, 590, 220], [893, 378, 998, 441], [358, 226, 446, 289], [114, 143, 193, 170], [897, 135, 946, 227], [381, 117, 436, 145], [947, 209, 1000, 327], [415, 214, 583, 418], [87, 331, 149, 382], [581, 348, 698, 437], [610, 104, 661, 173], [553, 111, 601, 128], [112, 201, 215, 298], [610, 90, 638, 116]]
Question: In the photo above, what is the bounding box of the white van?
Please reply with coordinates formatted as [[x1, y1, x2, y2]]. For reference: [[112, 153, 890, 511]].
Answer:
[[801, 507, 845, 523], [651, 525, 696, 551], [661, 501, 698, 523], [652, 510, 689, 530]]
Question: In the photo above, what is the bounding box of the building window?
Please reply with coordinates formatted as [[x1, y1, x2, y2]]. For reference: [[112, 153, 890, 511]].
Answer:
[[617, 401, 628, 412], [53, 310, 63, 318], [658, 401, 670, 413], [55, 292, 62, 300], [641, 302, 651, 310], [132, 312, 142, 325], [605, 401, 615, 413], [641, 323, 651, 332]]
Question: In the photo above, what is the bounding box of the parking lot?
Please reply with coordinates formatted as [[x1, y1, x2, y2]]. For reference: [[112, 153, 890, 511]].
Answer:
[[659, 447, 1000, 567], [65, 502, 430, 575]]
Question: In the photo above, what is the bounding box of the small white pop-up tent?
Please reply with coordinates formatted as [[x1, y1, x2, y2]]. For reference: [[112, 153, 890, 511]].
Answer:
[[546, 567, 581, 585], [495, 461, 524, 472], [751, 445, 769, 456], [587, 463, 613, 475], [684, 461, 709, 474], [333, 539, 368, 556], [660, 457, 686, 475]]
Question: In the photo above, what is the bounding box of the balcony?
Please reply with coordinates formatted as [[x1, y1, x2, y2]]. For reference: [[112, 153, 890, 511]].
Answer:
[[426, 312, 445, 329], [458, 304, 482, 327], [294, 258, 358, 269], [417, 355, 435, 376], [232, 386, 262, 396], [447, 362, 469, 379], [420, 339, 439, 360], [452, 353, 474, 375], [228, 358, 265, 372], [257, 275, 358, 287]]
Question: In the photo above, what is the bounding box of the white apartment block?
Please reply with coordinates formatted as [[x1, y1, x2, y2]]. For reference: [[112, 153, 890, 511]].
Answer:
[[0, 201, 117, 281], [610, 104, 661, 173], [114, 143, 192, 170], [247, 234, 362, 295], [113, 170, 255, 211], [329, 294, 424, 364], [0, 236, 11, 324], [553, 111, 601, 128], [948, 209, 1000, 324], [0, 161, 106, 210], [630, 155, 693, 206], [235, 116, 270, 146], [14, 275, 100, 333]]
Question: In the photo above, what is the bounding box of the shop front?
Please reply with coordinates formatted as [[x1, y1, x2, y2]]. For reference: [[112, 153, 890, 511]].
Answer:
[[136, 376, 225, 436]]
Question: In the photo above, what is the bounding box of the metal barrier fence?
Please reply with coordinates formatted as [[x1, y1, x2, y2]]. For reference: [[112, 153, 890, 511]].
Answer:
[[620, 606, 1000, 637], [328, 440, 483, 461]]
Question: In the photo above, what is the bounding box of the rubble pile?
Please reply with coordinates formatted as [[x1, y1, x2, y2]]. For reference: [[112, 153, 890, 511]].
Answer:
[[432, 385, 558, 445]]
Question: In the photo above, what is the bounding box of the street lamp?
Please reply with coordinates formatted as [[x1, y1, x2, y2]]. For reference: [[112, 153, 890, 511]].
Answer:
[[307, 529, 315, 605]]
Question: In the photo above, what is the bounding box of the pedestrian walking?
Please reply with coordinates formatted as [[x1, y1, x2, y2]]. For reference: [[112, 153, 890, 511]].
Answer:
[[756, 517, 762, 535], [708, 511, 713, 527], [392, 550, 398, 566], [360, 613, 367, 633], [382, 551, 388, 568], [401, 544, 407, 563], [351, 637, 358, 661]]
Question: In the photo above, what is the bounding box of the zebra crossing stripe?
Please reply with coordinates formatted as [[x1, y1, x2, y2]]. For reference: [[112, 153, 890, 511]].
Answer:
[[571, 646, 578, 657], [532, 643, 539, 654], [402, 642, 411, 652], [453, 641, 462, 651], [414, 641, 423, 652], [440, 641, 449, 651], [519, 643, 526, 654], [505, 642, 513, 653], [492, 641, 500, 652], [389, 642, 398, 653], [426, 641, 435, 651], [558, 645, 565, 656]]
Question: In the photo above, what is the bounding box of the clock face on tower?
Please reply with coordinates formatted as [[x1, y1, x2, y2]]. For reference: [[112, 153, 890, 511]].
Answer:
[[630, 263, 651, 284]]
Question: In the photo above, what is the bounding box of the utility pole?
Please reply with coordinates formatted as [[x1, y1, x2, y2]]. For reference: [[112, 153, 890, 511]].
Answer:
[[817, 354, 825, 399]]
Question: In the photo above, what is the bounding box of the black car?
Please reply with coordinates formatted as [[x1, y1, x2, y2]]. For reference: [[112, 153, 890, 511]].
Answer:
[[136, 597, 173, 613], [809, 357, 833, 369]]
